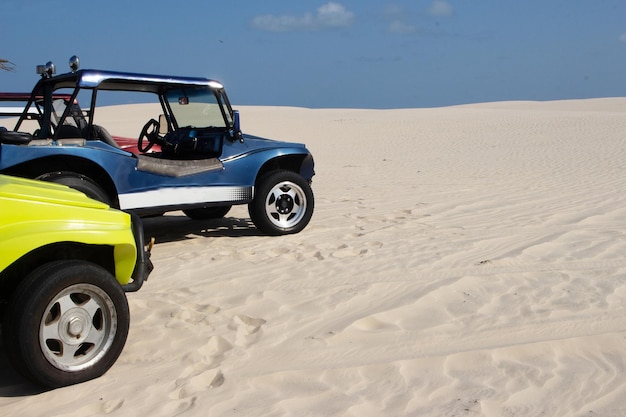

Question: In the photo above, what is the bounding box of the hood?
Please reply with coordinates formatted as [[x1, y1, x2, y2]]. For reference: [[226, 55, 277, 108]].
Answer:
[[241, 133, 307, 149], [220, 133, 309, 161]]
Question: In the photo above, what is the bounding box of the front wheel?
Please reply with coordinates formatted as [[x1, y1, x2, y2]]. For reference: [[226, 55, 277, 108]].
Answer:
[[2, 261, 130, 388], [248, 170, 314, 235]]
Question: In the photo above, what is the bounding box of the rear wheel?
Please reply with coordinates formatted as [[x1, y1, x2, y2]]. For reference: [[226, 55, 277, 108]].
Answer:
[[183, 205, 232, 220], [2, 261, 130, 388], [37, 171, 112, 206], [248, 170, 314, 235]]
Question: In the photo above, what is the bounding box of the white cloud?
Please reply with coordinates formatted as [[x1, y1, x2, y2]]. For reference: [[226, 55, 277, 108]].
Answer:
[[252, 2, 354, 32], [429, 0, 454, 17], [620, 33, 626, 43], [385, 1, 452, 34], [385, 4, 416, 34]]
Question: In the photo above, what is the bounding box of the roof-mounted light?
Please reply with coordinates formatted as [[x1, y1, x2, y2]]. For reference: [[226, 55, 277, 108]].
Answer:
[[36, 61, 56, 78], [69, 55, 80, 72]]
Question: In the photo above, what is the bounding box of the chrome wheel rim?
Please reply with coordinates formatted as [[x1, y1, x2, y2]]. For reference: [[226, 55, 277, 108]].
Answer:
[[39, 283, 118, 371], [264, 180, 308, 229]]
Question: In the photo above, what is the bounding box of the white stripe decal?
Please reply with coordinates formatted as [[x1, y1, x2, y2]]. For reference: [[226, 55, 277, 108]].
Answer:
[[118, 186, 252, 210]]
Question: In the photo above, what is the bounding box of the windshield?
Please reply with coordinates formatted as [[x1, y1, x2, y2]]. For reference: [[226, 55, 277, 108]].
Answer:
[[166, 87, 229, 129]]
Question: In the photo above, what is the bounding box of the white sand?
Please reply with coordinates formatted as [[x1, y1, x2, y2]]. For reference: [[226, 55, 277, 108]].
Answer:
[[2, 99, 626, 416]]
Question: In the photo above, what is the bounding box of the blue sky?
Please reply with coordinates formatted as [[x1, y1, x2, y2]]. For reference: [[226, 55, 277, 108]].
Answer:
[[1, 1, 626, 109]]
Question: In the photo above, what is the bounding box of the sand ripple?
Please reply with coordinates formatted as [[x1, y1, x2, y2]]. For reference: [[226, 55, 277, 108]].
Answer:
[[2, 99, 626, 416]]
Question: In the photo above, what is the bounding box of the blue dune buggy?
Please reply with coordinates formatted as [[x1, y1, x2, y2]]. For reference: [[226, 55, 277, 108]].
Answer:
[[0, 57, 315, 235]]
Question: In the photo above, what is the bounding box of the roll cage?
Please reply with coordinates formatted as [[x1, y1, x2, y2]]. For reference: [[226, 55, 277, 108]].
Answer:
[[12, 69, 238, 142]]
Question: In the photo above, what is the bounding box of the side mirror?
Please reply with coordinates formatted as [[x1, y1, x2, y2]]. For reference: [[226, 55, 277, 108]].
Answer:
[[233, 110, 240, 131], [230, 110, 243, 142]]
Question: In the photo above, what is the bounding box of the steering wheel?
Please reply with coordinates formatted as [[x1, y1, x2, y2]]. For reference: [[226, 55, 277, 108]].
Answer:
[[137, 119, 161, 153]]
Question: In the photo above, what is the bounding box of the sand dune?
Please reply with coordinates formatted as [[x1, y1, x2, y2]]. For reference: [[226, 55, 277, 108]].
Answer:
[[2, 99, 626, 416]]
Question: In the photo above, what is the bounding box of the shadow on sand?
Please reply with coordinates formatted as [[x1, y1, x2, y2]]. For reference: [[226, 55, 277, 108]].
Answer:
[[142, 213, 264, 244], [0, 346, 47, 397]]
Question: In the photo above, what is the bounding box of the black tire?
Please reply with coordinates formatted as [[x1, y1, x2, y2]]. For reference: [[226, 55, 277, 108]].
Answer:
[[183, 205, 232, 220], [37, 172, 112, 206], [248, 170, 314, 235], [2, 261, 130, 388]]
